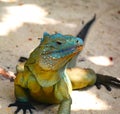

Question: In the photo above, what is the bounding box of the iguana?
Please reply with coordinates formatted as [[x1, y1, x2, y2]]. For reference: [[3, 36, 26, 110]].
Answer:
[[9, 16, 120, 114]]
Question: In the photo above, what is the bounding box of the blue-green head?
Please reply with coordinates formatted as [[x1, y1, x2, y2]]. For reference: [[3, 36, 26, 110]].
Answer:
[[38, 32, 83, 70]]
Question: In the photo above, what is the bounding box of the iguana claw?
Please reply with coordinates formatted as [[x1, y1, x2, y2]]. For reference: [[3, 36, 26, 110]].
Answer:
[[8, 101, 35, 114], [95, 74, 120, 91]]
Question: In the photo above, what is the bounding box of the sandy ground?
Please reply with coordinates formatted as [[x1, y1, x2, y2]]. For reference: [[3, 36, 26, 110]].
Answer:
[[0, 0, 120, 114]]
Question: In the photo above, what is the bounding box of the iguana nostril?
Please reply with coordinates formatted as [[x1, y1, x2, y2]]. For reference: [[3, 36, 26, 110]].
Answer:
[[76, 40, 79, 43], [76, 38, 83, 45]]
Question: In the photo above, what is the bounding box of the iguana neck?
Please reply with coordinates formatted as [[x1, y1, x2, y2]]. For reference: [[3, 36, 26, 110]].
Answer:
[[27, 62, 65, 87]]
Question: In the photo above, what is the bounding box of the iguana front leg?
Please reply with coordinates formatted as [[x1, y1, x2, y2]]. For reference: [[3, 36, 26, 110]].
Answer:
[[9, 72, 35, 114], [9, 84, 35, 114], [58, 97, 72, 114]]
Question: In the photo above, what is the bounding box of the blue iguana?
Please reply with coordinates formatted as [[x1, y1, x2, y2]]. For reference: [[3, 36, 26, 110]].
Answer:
[[9, 16, 120, 114]]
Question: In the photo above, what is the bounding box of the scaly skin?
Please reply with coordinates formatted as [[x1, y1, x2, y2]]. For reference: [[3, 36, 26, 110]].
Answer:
[[9, 17, 120, 114]]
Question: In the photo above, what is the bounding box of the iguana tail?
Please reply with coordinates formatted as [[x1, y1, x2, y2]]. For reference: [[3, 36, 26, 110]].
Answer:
[[76, 14, 96, 42]]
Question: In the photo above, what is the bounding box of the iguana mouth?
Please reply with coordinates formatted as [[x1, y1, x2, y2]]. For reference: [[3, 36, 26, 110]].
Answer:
[[57, 45, 83, 54], [41, 45, 83, 56]]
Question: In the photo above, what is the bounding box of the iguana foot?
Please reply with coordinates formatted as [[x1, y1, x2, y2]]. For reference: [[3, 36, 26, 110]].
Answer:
[[18, 56, 28, 62], [95, 74, 120, 91], [8, 100, 35, 114]]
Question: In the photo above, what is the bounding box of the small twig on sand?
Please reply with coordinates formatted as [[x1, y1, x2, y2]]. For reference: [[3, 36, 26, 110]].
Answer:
[[0, 67, 16, 81]]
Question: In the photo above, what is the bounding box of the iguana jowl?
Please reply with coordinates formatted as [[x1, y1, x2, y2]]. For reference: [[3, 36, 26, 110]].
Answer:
[[9, 16, 120, 114]]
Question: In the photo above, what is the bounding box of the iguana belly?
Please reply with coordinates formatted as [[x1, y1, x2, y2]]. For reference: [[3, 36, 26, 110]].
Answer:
[[27, 78, 60, 104], [29, 86, 61, 104], [26, 75, 71, 105]]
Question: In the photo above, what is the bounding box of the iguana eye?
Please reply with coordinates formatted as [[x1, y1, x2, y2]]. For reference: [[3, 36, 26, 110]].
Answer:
[[56, 41, 62, 45]]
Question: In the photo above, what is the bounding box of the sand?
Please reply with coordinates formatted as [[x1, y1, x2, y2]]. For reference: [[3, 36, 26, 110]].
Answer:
[[0, 0, 120, 114]]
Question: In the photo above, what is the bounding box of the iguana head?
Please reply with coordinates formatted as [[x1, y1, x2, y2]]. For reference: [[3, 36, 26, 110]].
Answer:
[[38, 32, 83, 70]]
